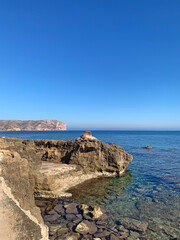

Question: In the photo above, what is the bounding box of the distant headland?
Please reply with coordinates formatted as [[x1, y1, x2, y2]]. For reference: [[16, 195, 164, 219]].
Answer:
[[0, 120, 66, 131]]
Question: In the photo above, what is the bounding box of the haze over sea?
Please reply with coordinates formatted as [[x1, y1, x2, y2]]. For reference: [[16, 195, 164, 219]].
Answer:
[[1, 130, 180, 239]]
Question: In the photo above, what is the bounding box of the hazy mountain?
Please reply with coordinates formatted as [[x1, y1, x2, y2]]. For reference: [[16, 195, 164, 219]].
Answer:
[[0, 120, 66, 131]]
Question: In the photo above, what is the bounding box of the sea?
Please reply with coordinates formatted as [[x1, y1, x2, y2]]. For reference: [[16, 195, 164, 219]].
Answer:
[[0, 130, 180, 239]]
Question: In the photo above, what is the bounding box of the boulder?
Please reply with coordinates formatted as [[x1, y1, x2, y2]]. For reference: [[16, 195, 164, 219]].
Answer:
[[75, 220, 97, 234], [79, 204, 106, 220], [80, 204, 90, 214], [91, 205, 104, 219]]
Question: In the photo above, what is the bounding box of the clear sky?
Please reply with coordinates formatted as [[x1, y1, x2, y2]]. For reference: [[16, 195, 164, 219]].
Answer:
[[0, 0, 180, 130]]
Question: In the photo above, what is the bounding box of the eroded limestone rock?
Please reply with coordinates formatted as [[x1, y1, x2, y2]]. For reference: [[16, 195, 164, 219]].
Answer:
[[0, 132, 133, 239], [0, 150, 48, 240]]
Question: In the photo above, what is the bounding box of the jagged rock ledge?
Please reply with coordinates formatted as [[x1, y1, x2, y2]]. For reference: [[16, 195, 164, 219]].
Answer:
[[0, 131, 133, 239]]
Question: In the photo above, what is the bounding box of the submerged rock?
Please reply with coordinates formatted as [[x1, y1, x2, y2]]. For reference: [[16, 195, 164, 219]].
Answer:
[[75, 220, 97, 234], [91, 205, 104, 219], [65, 203, 79, 214], [79, 204, 106, 220], [119, 218, 148, 232], [61, 233, 80, 240]]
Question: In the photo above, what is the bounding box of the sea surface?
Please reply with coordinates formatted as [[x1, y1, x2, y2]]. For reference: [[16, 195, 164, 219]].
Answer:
[[1, 130, 180, 239]]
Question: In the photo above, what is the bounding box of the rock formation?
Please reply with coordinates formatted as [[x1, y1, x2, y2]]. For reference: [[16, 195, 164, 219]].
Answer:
[[35, 131, 133, 175], [0, 150, 48, 240], [0, 131, 133, 239], [0, 120, 66, 131], [143, 146, 152, 149], [0, 131, 133, 198]]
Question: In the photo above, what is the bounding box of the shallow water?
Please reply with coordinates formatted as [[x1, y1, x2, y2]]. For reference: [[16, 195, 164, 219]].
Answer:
[[1, 130, 180, 239]]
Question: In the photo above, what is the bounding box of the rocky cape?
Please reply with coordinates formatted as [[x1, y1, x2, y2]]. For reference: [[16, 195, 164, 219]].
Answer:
[[0, 131, 133, 240], [0, 120, 66, 131]]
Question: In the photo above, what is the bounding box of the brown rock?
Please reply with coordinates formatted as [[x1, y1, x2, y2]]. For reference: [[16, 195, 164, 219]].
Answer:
[[36, 132, 133, 175], [54, 204, 65, 215], [129, 230, 140, 238], [80, 204, 90, 214], [144, 146, 152, 149], [44, 213, 60, 222], [118, 225, 129, 238], [75, 220, 97, 235], [66, 213, 77, 221], [108, 234, 120, 240], [49, 224, 62, 236], [94, 230, 111, 238], [96, 219, 108, 226], [91, 205, 104, 219], [79, 204, 106, 220], [62, 233, 80, 240], [81, 235, 93, 240], [119, 218, 148, 232], [0, 133, 132, 199], [57, 227, 69, 237], [48, 209, 58, 215], [65, 202, 79, 214], [75, 214, 83, 220], [67, 222, 76, 231]]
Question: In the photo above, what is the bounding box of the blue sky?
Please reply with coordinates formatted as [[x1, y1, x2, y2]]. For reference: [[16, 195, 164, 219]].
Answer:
[[0, 0, 180, 130]]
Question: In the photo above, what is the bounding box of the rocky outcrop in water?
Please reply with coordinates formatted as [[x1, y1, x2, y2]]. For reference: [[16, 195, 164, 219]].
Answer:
[[0, 132, 132, 198], [0, 131, 133, 239], [0, 120, 66, 131], [35, 131, 133, 175], [143, 146, 152, 149]]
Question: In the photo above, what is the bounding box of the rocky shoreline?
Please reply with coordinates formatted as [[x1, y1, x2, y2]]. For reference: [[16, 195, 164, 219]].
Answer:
[[0, 131, 133, 240], [38, 197, 149, 240]]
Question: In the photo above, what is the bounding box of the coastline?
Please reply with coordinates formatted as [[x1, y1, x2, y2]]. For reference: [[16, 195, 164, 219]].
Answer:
[[1, 131, 179, 239], [35, 161, 120, 199], [0, 132, 133, 240]]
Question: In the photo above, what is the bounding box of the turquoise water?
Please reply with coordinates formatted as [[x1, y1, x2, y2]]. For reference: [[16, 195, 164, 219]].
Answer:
[[1, 131, 180, 239]]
